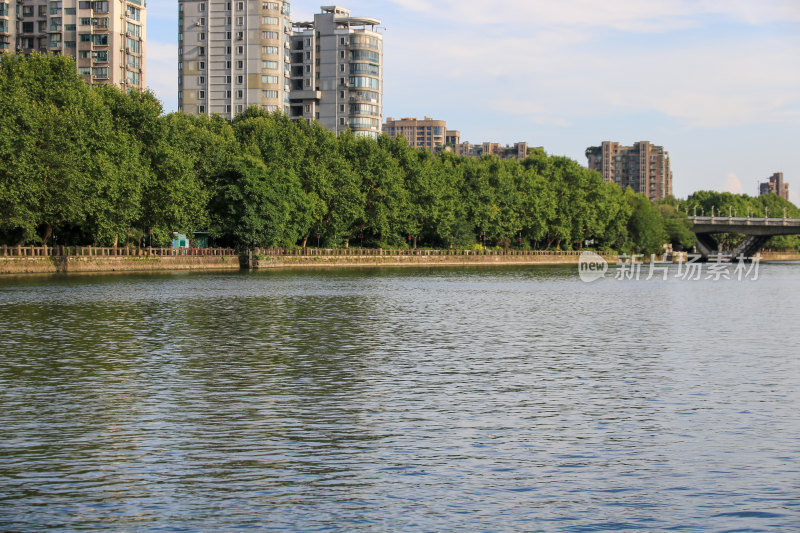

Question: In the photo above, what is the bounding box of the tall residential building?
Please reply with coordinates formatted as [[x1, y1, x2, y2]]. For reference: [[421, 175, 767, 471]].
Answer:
[[0, 2, 14, 52], [5, 0, 146, 91], [178, 0, 293, 119], [759, 172, 789, 201], [289, 6, 382, 138], [383, 117, 448, 151], [586, 141, 673, 202]]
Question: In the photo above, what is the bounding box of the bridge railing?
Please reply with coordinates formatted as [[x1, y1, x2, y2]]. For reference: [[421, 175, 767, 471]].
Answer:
[[689, 216, 800, 227]]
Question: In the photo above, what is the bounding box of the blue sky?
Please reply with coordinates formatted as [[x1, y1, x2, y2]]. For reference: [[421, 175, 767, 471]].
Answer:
[[146, 0, 800, 203]]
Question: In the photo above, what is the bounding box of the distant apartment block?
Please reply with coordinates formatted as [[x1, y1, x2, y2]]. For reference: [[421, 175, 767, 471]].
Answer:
[[451, 141, 532, 161], [586, 141, 673, 202], [759, 172, 789, 201], [178, 0, 292, 119], [290, 6, 383, 138], [2, 0, 146, 90], [383, 116, 460, 151]]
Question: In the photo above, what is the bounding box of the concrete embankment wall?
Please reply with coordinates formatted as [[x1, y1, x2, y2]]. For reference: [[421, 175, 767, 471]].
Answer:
[[0, 255, 240, 275], [760, 252, 800, 262], [252, 252, 619, 269], [1, 247, 620, 275]]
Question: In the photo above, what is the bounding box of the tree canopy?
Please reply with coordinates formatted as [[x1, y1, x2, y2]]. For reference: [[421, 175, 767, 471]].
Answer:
[[3, 53, 796, 252]]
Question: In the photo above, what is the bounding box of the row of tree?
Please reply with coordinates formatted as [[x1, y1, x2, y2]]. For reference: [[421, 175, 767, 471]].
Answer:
[[1, 54, 797, 253]]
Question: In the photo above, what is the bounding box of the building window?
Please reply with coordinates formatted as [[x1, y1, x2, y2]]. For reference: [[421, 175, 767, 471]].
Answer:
[[263, 60, 278, 69], [199, 90, 205, 99], [263, 31, 278, 39], [262, 16, 277, 24], [263, 46, 278, 54], [262, 90, 278, 98], [237, 90, 243, 98]]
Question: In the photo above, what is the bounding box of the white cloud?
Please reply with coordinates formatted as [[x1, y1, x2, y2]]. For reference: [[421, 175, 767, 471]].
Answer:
[[145, 41, 178, 113], [389, 0, 800, 30], [383, 3, 800, 130], [724, 173, 745, 194]]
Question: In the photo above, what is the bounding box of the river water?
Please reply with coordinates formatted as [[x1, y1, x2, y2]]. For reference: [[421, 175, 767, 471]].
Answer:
[[1, 264, 799, 531]]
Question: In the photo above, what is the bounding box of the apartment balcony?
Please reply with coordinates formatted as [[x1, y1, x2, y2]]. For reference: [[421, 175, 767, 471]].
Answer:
[[290, 89, 321, 100]]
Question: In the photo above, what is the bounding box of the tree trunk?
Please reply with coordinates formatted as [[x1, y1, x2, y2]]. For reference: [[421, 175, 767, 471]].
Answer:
[[301, 233, 309, 248], [41, 224, 53, 245]]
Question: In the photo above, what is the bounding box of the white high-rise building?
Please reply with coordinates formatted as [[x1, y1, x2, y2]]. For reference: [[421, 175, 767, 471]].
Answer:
[[178, 0, 293, 119], [177, 3, 383, 138], [289, 5, 382, 138]]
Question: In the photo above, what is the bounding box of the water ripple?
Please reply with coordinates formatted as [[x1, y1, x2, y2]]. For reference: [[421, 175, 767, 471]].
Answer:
[[1, 266, 799, 531]]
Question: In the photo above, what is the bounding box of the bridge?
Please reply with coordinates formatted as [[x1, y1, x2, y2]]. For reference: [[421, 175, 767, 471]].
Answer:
[[688, 216, 800, 260]]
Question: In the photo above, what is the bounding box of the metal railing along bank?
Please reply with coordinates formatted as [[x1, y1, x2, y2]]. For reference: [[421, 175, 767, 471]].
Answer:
[[253, 248, 601, 257], [1, 246, 605, 258], [1, 246, 236, 258]]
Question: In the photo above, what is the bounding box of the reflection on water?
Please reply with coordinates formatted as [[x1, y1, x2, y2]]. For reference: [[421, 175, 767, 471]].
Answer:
[[1, 266, 799, 531]]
